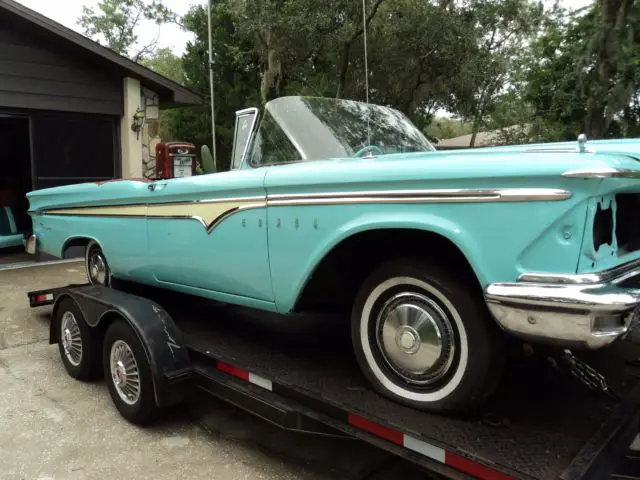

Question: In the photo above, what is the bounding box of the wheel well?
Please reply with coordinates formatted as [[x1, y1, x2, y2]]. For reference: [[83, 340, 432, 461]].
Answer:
[[293, 229, 480, 315], [62, 237, 92, 259]]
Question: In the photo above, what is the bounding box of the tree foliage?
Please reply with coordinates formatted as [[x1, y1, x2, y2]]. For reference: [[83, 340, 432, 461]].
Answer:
[[79, 0, 179, 61], [78, 0, 640, 158]]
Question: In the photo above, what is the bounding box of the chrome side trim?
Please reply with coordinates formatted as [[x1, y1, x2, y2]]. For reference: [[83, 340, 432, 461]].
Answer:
[[32, 195, 266, 215], [32, 187, 571, 216], [518, 257, 640, 285], [206, 202, 266, 233], [267, 188, 571, 206], [32, 188, 571, 236], [145, 203, 266, 233], [561, 167, 640, 179]]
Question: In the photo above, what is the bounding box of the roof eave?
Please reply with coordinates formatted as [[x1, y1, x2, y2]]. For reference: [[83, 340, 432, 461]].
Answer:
[[0, 0, 204, 107]]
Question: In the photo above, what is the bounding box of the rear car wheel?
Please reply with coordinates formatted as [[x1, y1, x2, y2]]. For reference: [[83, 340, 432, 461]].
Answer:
[[85, 240, 111, 287], [103, 319, 158, 425], [351, 259, 505, 414], [53, 297, 102, 381]]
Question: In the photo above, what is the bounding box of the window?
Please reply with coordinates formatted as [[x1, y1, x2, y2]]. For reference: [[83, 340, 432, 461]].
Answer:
[[249, 111, 301, 167]]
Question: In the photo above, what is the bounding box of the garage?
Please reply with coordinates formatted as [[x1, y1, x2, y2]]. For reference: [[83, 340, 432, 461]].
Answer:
[[0, 0, 202, 267]]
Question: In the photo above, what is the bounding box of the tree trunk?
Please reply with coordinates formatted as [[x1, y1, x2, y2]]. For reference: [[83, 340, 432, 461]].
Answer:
[[260, 30, 283, 104], [585, 0, 634, 138], [336, 43, 352, 98]]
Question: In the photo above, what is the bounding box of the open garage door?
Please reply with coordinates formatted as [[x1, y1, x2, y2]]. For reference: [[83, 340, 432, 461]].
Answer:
[[31, 112, 119, 190]]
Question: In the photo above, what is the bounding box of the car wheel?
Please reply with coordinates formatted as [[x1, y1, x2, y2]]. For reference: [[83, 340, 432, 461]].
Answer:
[[103, 319, 158, 425], [85, 240, 111, 287], [54, 297, 102, 381], [351, 258, 505, 414]]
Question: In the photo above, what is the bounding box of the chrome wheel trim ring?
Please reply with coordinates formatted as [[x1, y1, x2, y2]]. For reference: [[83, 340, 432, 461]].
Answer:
[[375, 292, 455, 386], [60, 311, 83, 367], [360, 276, 468, 402], [86, 246, 109, 286], [110, 339, 141, 406]]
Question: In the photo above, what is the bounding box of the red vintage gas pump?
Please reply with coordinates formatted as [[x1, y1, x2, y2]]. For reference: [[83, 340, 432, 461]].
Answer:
[[155, 141, 197, 179]]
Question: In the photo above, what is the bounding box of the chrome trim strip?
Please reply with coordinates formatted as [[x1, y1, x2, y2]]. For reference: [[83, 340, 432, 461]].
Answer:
[[518, 257, 640, 285], [145, 203, 266, 233], [561, 167, 640, 179], [267, 188, 571, 206], [206, 203, 266, 233], [32, 195, 266, 214], [32, 187, 571, 216], [31, 188, 571, 235]]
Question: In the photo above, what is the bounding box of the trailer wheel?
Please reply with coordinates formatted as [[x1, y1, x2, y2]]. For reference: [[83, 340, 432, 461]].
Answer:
[[351, 259, 505, 414], [103, 319, 158, 425], [54, 297, 102, 381], [85, 240, 111, 287]]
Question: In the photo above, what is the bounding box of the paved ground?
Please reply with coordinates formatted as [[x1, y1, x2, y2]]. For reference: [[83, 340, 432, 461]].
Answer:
[[0, 262, 432, 480]]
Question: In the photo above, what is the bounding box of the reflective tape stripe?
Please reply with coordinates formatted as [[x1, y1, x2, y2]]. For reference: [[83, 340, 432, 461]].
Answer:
[[248, 372, 272, 391], [213, 359, 513, 480], [404, 434, 445, 463]]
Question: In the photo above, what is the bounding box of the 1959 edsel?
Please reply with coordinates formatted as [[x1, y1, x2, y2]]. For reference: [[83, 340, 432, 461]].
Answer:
[[24, 96, 640, 414]]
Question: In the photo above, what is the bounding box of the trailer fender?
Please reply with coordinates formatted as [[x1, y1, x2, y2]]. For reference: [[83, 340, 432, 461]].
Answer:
[[50, 285, 192, 408]]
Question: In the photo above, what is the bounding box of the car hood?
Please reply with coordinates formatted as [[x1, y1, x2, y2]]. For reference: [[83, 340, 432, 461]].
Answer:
[[263, 146, 640, 193]]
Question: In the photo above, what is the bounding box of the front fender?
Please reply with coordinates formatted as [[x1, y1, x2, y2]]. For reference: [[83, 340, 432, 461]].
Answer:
[[268, 196, 588, 313], [269, 209, 490, 313]]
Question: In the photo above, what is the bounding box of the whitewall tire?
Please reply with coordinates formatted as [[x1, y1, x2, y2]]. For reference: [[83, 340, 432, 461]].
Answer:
[[351, 259, 505, 413], [85, 240, 111, 287]]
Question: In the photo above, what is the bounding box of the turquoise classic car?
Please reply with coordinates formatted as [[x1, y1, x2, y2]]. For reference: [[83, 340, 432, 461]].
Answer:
[[24, 96, 640, 414]]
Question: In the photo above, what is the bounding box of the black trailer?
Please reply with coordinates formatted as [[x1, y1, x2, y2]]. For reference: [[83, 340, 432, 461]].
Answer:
[[27, 281, 640, 480]]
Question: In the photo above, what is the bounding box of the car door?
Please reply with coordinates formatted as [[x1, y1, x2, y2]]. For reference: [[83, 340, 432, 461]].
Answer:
[[146, 167, 273, 303]]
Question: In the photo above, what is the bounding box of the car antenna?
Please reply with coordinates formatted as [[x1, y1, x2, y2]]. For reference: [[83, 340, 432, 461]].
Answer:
[[362, 0, 371, 147]]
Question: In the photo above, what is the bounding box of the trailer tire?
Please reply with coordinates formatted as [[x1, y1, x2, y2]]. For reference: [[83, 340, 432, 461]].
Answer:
[[54, 296, 102, 381], [351, 258, 505, 414], [103, 319, 158, 425]]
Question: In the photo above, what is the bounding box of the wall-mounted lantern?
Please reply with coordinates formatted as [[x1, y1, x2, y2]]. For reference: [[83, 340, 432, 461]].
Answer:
[[131, 106, 145, 140]]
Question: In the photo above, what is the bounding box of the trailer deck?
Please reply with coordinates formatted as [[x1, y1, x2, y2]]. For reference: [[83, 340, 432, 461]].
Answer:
[[175, 304, 640, 480], [28, 282, 640, 480]]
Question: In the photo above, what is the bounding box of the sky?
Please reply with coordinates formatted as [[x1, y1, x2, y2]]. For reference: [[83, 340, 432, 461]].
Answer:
[[16, 0, 596, 58], [16, 0, 201, 56]]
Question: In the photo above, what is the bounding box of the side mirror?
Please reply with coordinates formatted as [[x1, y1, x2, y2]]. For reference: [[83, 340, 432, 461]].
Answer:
[[230, 107, 259, 170]]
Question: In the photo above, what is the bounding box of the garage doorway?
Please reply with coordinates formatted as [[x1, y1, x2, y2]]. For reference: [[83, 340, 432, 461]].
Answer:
[[0, 115, 33, 266]]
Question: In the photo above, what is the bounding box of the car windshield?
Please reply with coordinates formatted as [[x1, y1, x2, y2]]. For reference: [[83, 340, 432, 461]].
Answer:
[[247, 96, 435, 167]]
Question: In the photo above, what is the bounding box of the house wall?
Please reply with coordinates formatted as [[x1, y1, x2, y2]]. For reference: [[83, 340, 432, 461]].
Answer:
[[0, 17, 123, 116]]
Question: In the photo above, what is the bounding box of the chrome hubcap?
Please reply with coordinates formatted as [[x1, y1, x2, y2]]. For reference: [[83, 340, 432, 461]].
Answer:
[[88, 251, 108, 285], [60, 311, 82, 366], [110, 340, 140, 405], [376, 292, 455, 385]]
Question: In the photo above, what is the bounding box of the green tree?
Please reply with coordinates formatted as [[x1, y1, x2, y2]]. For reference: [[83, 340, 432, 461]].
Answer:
[[78, 0, 179, 61], [512, 0, 640, 142], [444, 0, 544, 146], [165, 1, 262, 171], [140, 47, 184, 83]]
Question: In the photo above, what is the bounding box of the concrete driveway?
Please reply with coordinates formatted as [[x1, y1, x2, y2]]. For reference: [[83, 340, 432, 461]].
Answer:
[[0, 261, 431, 480]]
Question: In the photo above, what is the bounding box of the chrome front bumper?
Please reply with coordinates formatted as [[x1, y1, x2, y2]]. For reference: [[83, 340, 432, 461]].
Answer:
[[484, 259, 640, 349]]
